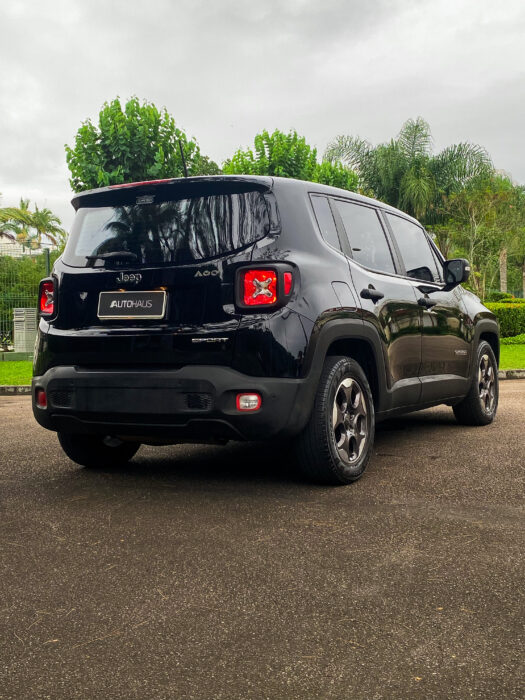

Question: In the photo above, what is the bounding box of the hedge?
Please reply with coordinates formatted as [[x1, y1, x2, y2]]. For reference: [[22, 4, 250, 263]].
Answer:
[[500, 333, 525, 345], [485, 303, 525, 337], [484, 292, 525, 303]]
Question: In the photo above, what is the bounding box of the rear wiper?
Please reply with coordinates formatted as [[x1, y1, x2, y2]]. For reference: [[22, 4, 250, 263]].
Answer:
[[86, 251, 138, 265]]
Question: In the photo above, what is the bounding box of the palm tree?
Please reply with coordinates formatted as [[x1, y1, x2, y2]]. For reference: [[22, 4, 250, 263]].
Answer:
[[1, 198, 37, 247], [30, 205, 65, 246], [0, 199, 65, 249], [324, 118, 493, 222]]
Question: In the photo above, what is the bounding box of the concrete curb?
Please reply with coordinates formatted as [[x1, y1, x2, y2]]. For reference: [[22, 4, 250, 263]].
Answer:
[[0, 386, 32, 395], [498, 369, 525, 380], [1, 370, 525, 396]]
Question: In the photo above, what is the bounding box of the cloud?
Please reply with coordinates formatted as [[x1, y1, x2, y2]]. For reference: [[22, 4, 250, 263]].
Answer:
[[0, 0, 524, 229]]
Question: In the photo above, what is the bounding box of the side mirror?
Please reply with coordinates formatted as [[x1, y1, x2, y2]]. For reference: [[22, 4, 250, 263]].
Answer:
[[443, 258, 470, 290]]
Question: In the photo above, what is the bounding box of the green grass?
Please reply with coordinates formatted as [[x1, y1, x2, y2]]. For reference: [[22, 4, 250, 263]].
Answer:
[[0, 361, 32, 385], [0, 345, 524, 387], [499, 344, 525, 370]]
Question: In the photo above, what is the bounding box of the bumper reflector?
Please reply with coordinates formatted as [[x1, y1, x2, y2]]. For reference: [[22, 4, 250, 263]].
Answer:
[[36, 389, 47, 408], [236, 393, 262, 411]]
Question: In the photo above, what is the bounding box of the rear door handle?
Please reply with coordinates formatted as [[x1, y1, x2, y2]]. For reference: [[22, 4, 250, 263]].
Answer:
[[418, 296, 438, 309], [360, 287, 384, 303]]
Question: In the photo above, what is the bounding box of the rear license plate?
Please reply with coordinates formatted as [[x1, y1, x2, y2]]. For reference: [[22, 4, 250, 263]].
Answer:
[[97, 291, 167, 320]]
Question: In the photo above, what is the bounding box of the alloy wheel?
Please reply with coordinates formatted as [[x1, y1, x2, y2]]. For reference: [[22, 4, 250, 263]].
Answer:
[[478, 353, 496, 414], [332, 378, 368, 464]]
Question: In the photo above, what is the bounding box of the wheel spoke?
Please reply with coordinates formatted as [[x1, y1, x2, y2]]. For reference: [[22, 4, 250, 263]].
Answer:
[[353, 388, 366, 415], [340, 378, 355, 409], [353, 429, 365, 456], [332, 401, 345, 431], [337, 430, 350, 461]]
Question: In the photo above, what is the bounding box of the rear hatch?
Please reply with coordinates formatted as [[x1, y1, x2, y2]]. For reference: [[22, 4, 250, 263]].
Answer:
[[51, 177, 278, 368]]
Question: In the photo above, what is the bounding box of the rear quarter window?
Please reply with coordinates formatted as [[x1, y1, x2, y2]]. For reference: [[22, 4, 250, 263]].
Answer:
[[310, 195, 341, 251]]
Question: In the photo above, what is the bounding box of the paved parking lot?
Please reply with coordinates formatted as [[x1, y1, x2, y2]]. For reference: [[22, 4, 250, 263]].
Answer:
[[0, 383, 523, 699]]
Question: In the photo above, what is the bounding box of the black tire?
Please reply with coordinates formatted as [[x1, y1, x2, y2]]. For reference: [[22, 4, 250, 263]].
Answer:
[[294, 356, 375, 485], [58, 433, 140, 468], [453, 340, 499, 426]]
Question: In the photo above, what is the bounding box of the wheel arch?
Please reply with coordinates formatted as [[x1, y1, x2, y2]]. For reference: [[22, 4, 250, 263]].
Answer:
[[326, 338, 381, 411], [302, 317, 388, 413], [479, 331, 500, 366], [473, 318, 500, 367]]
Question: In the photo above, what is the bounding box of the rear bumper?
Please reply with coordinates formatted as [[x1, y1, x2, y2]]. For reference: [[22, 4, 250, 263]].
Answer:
[[32, 365, 315, 442]]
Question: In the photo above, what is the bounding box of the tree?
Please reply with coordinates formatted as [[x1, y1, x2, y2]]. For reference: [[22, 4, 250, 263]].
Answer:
[[313, 160, 359, 191], [2, 198, 32, 245], [65, 97, 220, 192], [223, 129, 358, 190], [437, 175, 525, 298], [0, 199, 65, 248], [325, 118, 493, 222], [499, 184, 525, 296], [1, 199, 37, 248], [30, 205, 65, 246]]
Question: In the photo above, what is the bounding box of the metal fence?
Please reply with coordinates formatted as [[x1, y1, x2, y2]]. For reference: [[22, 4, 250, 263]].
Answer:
[[0, 249, 51, 351]]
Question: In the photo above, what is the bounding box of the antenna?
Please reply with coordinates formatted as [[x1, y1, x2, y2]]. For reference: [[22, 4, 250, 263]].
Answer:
[[178, 139, 188, 178]]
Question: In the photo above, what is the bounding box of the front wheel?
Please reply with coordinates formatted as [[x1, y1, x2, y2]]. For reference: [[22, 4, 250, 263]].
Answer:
[[294, 356, 375, 485], [58, 433, 140, 468], [453, 340, 499, 426]]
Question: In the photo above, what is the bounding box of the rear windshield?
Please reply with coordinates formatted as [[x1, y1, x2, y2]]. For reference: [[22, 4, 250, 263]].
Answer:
[[63, 190, 271, 267]]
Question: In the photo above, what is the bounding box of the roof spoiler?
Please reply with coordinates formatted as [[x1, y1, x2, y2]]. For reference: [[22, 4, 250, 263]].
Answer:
[[71, 175, 274, 210]]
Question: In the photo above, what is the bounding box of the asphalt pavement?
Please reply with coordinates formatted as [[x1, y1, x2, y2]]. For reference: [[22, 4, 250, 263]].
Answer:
[[0, 383, 524, 699]]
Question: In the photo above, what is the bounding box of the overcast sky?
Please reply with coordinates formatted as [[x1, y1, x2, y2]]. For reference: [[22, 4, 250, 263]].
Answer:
[[1, 0, 524, 229]]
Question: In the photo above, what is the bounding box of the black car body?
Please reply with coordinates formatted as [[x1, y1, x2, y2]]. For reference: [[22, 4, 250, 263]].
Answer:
[[32, 176, 499, 483]]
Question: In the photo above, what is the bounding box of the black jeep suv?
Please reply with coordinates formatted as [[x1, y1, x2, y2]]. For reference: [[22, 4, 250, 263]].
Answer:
[[32, 176, 499, 484]]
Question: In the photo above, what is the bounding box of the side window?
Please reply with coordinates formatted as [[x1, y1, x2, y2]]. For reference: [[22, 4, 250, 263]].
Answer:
[[429, 245, 444, 283], [332, 200, 396, 274], [311, 195, 341, 251], [385, 214, 440, 283]]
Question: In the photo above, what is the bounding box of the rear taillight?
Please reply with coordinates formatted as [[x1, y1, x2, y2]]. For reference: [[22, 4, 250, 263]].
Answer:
[[237, 267, 294, 309], [39, 279, 55, 316], [284, 271, 293, 296], [242, 269, 278, 306]]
